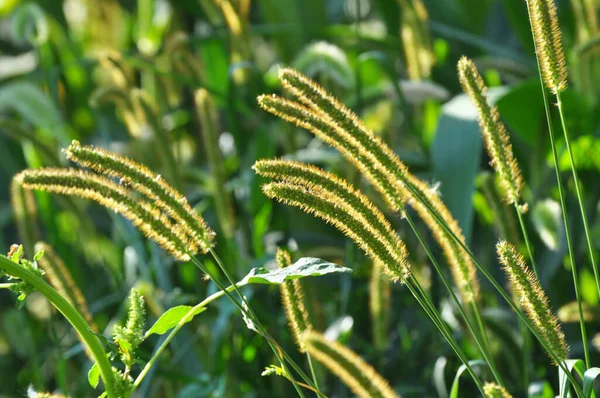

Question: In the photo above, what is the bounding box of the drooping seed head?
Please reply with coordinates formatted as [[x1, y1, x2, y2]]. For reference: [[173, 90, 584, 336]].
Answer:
[[458, 57, 523, 206], [262, 181, 410, 282], [64, 140, 215, 253], [302, 330, 400, 398], [16, 168, 194, 261], [497, 240, 568, 363], [526, 0, 568, 93]]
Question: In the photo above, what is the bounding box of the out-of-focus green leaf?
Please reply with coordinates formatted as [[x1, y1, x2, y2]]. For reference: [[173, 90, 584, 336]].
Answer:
[[496, 80, 544, 146], [528, 381, 554, 398], [532, 199, 562, 251], [0, 82, 65, 141], [431, 94, 483, 242], [292, 41, 353, 87], [241, 257, 352, 285]]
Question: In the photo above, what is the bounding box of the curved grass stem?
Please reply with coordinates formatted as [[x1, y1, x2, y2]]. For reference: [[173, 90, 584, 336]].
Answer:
[[403, 211, 505, 387], [402, 190, 585, 397], [0, 255, 115, 398]]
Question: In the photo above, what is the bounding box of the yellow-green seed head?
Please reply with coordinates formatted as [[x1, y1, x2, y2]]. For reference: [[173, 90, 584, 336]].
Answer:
[[302, 330, 400, 398], [458, 57, 523, 206], [64, 140, 215, 253], [527, 0, 568, 93], [484, 382, 513, 398], [256, 161, 410, 282], [497, 240, 568, 363], [16, 168, 194, 261]]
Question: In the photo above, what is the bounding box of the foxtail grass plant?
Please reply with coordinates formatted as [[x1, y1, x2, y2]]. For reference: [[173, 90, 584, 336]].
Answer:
[[9, 143, 328, 398], [525, 0, 598, 368]]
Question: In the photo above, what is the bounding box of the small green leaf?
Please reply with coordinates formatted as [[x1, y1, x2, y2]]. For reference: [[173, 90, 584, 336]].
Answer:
[[88, 362, 100, 388], [145, 305, 206, 338], [559, 359, 585, 398], [528, 381, 554, 397], [33, 249, 44, 262], [241, 257, 352, 285], [449, 360, 487, 398]]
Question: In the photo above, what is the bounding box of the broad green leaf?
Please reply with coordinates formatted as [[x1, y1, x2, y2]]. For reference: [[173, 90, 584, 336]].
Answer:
[[0, 81, 64, 139], [449, 360, 487, 398], [432, 94, 483, 242], [88, 362, 100, 388], [559, 359, 585, 398], [584, 368, 600, 398], [145, 306, 207, 337], [241, 257, 352, 285]]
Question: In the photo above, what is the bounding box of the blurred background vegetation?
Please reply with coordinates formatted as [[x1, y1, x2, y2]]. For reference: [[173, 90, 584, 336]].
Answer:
[[1, 0, 600, 396]]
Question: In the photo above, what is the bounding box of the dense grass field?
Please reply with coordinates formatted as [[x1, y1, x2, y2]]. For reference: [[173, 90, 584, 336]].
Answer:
[[2, 0, 600, 397]]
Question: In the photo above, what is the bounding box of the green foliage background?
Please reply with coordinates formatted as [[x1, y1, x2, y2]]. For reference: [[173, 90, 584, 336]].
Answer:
[[1, 0, 600, 396]]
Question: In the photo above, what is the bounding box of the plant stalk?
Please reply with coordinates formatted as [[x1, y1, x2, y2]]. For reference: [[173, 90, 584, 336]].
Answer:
[[0, 255, 115, 398]]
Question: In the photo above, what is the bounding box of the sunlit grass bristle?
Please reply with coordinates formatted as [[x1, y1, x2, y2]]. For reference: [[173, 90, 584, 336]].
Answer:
[[257, 161, 410, 282], [35, 242, 96, 330], [275, 248, 312, 352], [64, 140, 215, 253], [260, 69, 479, 303], [483, 382, 513, 398], [302, 330, 399, 398], [526, 0, 568, 93], [458, 57, 523, 206], [16, 168, 193, 261], [497, 240, 568, 363]]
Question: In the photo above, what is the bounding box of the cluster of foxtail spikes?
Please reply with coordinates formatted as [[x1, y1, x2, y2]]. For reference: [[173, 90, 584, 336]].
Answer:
[[496, 241, 569, 363], [15, 141, 215, 261], [254, 159, 410, 282], [458, 57, 524, 207], [257, 68, 478, 302]]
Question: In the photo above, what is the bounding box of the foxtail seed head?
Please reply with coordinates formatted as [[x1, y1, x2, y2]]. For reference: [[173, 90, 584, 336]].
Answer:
[[497, 240, 568, 363], [257, 161, 410, 282], [275, 248, 312, 352], [527, 0, 568, 93], [64, 140, 215, 253], [16, 168, 194, 261], [483, 382, 513, 398], [263, 181, 410, 282], [458, 57, 523, 206], [302, 330, 400, 398]]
